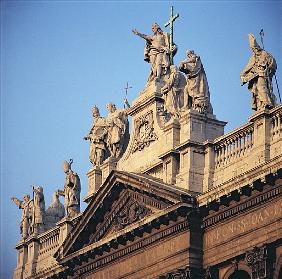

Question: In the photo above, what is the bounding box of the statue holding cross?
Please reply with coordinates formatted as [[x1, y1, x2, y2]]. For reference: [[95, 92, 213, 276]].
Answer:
[[132, 7, 179, 84]]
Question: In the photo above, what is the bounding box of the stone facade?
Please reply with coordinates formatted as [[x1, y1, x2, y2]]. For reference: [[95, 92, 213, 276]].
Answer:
[[12, 12, 282, 279]]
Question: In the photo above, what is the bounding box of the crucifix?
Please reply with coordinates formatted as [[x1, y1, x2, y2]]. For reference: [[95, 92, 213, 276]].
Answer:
[[124, 81, 132, 108], [164, 6, 179, 65]]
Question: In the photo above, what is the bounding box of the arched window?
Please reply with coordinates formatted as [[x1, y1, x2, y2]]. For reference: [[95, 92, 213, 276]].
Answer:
[[228, 270, 251, 279]]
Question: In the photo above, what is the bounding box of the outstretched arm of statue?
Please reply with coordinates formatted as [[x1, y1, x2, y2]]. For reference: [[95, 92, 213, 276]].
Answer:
[[11, 197, 23, 208], [83, 134, 90, 140], [57, 189, 65, 197], [132, 29, 151, 42]]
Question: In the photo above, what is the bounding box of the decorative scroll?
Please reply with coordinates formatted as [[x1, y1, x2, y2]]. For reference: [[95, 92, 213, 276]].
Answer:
[[132, 111, 158, 153], [245, 245, 273, 279]]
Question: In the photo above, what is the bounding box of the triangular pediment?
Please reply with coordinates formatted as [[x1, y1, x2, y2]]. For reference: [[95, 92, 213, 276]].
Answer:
[[87, 187, 161, 244], [56, 170, 195, 261]]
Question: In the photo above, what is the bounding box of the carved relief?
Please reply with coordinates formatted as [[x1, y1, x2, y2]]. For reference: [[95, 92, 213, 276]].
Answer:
[[160, 266, 203, 279], [113, 199, 152, 231], [132, 111, 158, 153]]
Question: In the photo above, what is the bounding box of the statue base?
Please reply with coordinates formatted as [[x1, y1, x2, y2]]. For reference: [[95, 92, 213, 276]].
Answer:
[[84, 166, 102, 203]]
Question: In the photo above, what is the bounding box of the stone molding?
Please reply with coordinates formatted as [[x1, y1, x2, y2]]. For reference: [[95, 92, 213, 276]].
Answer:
[[202, 180, 282, 229], [72, 220, 189, 278]]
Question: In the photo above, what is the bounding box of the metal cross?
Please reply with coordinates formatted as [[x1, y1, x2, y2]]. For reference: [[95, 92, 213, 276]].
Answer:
[[124, 81, 132, 98], [124, 81, 132, 108], [164, 6, 179, 65]]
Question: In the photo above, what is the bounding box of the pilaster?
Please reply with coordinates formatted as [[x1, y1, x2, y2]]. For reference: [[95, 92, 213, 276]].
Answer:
[[23, 236, 39, 278], [249, 109, 272, 165], [13, 241, 28, 279]]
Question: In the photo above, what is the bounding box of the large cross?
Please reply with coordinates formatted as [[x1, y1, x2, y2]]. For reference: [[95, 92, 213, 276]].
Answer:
[[124, 81, 132, 97], [124, 81, 132, 108], [164, 6, 179, 65]]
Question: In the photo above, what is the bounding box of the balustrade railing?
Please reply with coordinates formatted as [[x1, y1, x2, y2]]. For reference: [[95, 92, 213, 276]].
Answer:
[[271, 107, 282, 140], [214, 124, 254, 169], [38, 227, 60, 257]]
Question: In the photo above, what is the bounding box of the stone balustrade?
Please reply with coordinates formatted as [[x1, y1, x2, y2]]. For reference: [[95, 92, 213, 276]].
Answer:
[[199, 105, 282, 206]]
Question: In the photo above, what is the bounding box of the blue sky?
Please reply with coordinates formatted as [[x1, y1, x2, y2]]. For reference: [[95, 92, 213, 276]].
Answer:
[[1, 1, 281, 278]]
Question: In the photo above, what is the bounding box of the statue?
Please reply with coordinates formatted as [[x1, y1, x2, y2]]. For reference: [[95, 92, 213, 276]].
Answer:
[[11, 194, 34, 238], [161, 65, 181, 118], [133, 23, 175, 83], [31, 185, 45, 234], [45, 191, 65, 228], [106, 101, 129, 158], [58, 160, 81, 218], [179, 50, 213, 114], [84, 106, 108, 167], [240, 33, 277, 111]]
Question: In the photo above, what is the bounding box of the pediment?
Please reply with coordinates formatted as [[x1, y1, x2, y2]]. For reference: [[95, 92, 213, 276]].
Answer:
[[87, 187, 162, 245], [56, 170, 194, 260]]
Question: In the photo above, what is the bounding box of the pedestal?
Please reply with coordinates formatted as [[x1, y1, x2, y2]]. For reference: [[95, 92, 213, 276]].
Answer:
[[84, 166, 102, 203], [101, 157, 118, 183]]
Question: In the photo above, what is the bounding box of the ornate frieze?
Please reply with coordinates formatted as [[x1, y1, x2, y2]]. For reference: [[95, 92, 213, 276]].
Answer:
[[132, 111, 158, 153]]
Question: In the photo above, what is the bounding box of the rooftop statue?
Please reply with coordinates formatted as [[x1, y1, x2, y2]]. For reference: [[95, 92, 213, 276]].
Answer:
[[32, 185, 45, 234], [106, 101, 130, 158], [84, 106, 108, 167], [240, 33, 277, 111], [132, 23, 176, 84], [58, 160, 81, 218], [45, 191, 65, 229], [11, 194, 34, 239], [161, 65, 181, 118], [179, 50, 213, 114]]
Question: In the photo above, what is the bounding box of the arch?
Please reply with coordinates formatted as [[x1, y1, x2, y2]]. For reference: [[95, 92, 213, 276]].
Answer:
[[273, 252, 282, 279], [228, 270, 251, 279], [222, 262, 252, 279]]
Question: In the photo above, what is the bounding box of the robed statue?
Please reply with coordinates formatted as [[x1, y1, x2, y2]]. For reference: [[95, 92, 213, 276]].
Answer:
[[84, 106, 108, 167], [11, 194, 34, 238], [133, 23, 177, 83], [58, 160, 81, 218], [240, 33, 277, 111], [179, 50, 213, 114], [106, 102, 130, 158]]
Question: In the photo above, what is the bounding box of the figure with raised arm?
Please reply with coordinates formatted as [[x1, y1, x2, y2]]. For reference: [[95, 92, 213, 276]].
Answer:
[[58, 160, 81, 218], [240, 33, 277, 111], [84, 106, 108, 167], [11, 194, 34, 238], [132, 23, 173, 83]]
